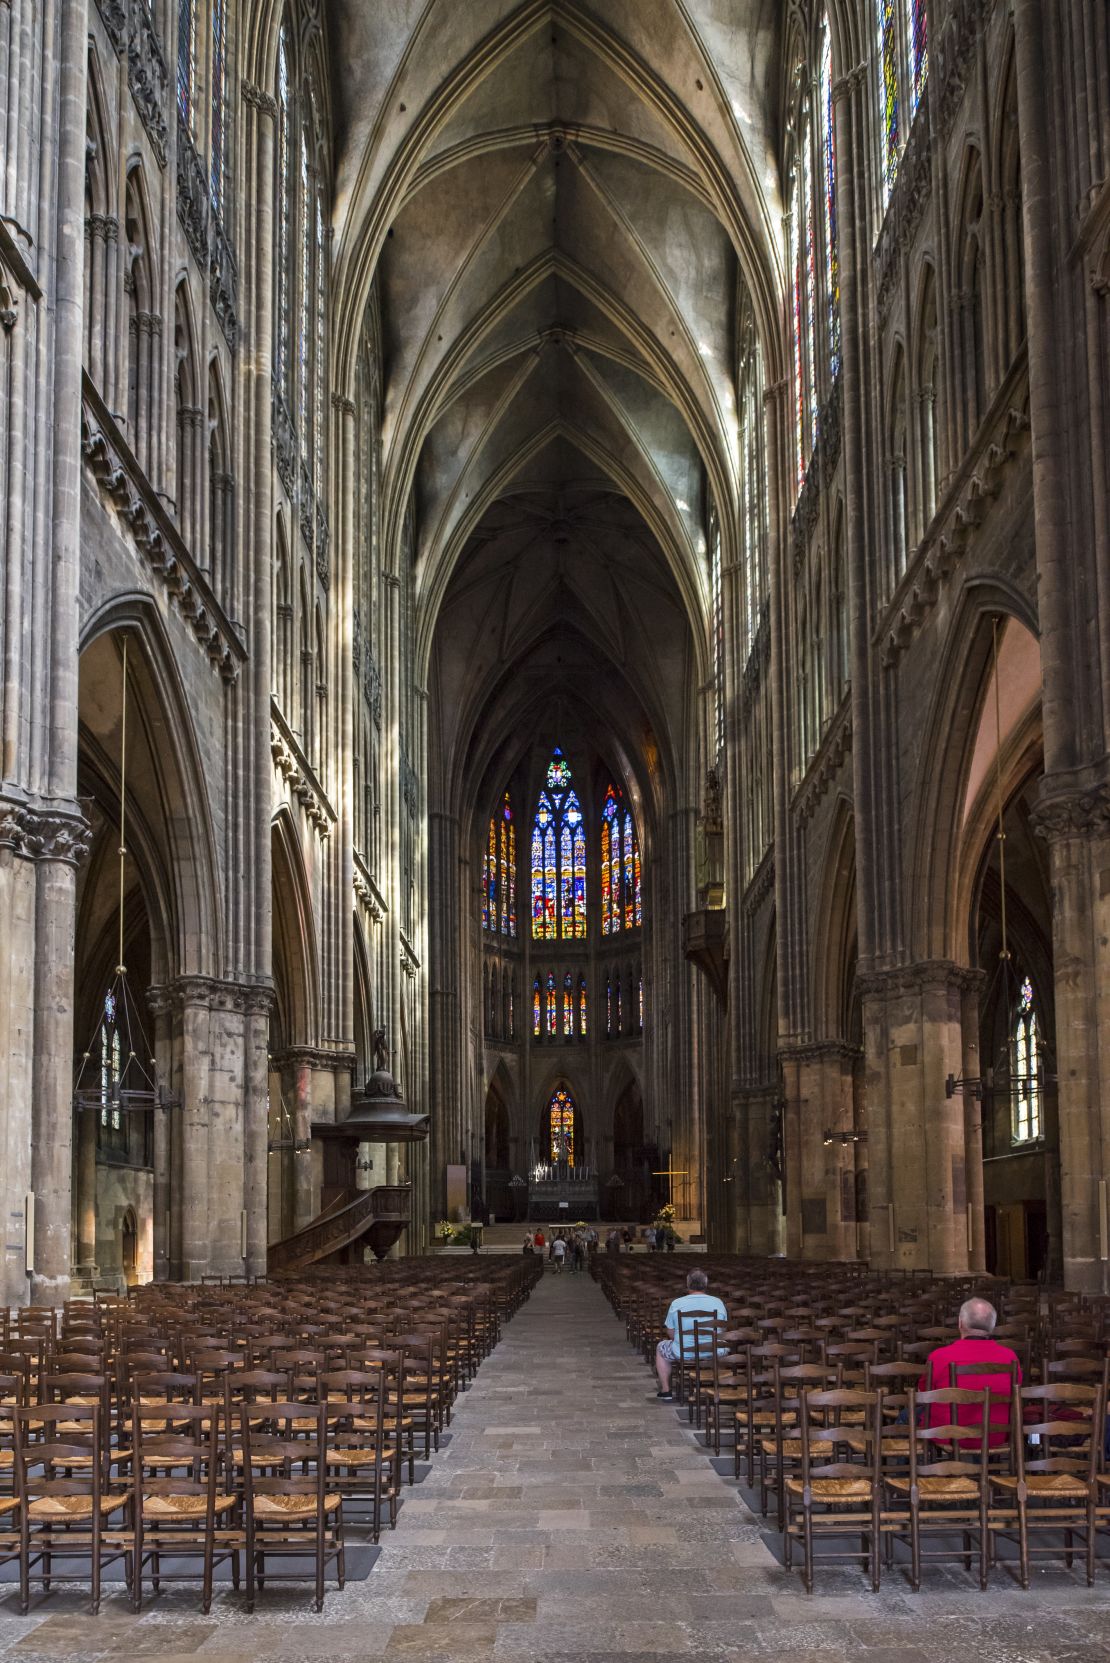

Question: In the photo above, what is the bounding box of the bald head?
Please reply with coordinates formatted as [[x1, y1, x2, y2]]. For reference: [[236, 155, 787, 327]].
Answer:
[[958, 1297, 997, 1338]]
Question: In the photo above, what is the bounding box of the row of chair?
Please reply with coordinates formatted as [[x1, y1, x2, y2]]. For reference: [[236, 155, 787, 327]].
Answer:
[[1, 1255, 543, 1612], [596, 1255, 1110, 1592]]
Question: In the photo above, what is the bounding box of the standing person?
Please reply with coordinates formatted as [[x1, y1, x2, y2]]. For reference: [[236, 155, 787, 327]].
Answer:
[[645, 1225, 657, 1253], [605, 1228, 620, 1256], [572, 1232, 585, 1275], [621, 1226, 633, 1251], [654, 1269, 727, 1401], [523, 1231, 534, 1256], [534, 1227, 545, 1256], [552, 1234, 566, 1273]]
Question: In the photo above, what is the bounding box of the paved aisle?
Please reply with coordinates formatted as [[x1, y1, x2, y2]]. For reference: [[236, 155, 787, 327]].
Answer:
[[4, 1271, 1110, 1661]]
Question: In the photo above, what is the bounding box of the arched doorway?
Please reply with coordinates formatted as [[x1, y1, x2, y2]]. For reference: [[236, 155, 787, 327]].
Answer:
[[483, 1076, 512, 1220], [121, 1207, 138, 1287], [611, 1079, 649, 1221]]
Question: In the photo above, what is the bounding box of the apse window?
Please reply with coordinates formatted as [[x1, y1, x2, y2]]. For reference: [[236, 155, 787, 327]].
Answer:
[[549, 1086, 575, 1166], [1011, 976, 1042, 1144]]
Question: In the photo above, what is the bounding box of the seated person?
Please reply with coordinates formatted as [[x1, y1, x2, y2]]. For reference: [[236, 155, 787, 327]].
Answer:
[[654, 1269, 727, 1401], [921, 1296, 1021, 1446]]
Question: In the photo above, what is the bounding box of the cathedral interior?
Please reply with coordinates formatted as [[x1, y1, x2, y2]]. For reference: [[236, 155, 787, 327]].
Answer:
[[2, 0, 1110, 1638]]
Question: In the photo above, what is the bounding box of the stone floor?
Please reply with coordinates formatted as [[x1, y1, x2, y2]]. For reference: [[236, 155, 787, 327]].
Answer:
[[3, 1268, 1110, 1661]]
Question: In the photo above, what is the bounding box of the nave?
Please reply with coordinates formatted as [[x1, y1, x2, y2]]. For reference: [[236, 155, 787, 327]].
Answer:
[[4, 1269, 1110, 1661]]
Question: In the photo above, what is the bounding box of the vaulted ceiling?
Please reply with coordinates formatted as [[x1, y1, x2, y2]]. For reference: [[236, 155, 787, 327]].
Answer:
[[327, 0, 786, 818]]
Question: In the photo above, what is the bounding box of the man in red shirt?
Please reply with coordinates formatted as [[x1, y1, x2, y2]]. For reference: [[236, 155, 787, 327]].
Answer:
[[921, 1297, 1020, 1447]]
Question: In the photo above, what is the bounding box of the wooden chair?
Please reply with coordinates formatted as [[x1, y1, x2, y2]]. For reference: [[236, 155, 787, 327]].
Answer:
[[130, 1402, 240, 1612], [758, 1361, 837, 1530], [13, 1402, 133, 1614], [884, 1387, 992, 1590], [237, 1399, 344, 1612], [990, 1382, 1105, 1587], [320, 1369, 398, 1541], [783, 1388, 883, 1594]]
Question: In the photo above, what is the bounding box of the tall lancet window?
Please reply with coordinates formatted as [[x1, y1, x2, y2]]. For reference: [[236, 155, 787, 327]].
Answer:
[[1011, 977, 1042, 1144], [877, 0, 929, 203], [531, 749, 586, 940], [210, 0, 227, 209], [274, 27, 292, 402], [177, 0, 197, 130], [820, 18, 840, 378], [482, 793, 516, 935], [601, 785, 642, 933], [549, 1087, 575, 1166]]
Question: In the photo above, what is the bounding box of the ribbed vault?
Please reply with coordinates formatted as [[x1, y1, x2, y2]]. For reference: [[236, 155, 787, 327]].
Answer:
[[327, 0, 785, 820]]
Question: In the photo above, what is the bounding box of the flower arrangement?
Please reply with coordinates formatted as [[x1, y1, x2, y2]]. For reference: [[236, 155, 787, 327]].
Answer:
[[435, 1220, 455, 1243], [654, 1204, 676, 1225]]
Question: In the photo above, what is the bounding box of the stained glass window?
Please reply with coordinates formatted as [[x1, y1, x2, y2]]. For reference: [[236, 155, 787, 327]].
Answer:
[[502, 794, 516, 936], [792, 172, 805, 493], [563, 972, 573, 1038], [546, 971, 556, 1038], [879, 0, 900, 199], [606, 975, 612, 1037], [533, 976, 541, 1038], [804, 139, 818, 447], [908, 0, 928, 115], [579, 975, 588, 1038], [549, 1087, 575, 1166], [298, 134, 311, 462], [315, 193, 326, 486], [508, 980, 514, 1040], [601, 786, 641, 932], [210, 0, 226, 210], [485, 815, 497, 930], [615, 975, 623, 1036], [638, 974, 644, 1032], [99, 990, 122, 1131], [274, 28, 291, 400], [531, 750, 586, 940], [177, 0, 196, 130], [1011, 977, 1041, 1143], [820, 20, 840, 378]]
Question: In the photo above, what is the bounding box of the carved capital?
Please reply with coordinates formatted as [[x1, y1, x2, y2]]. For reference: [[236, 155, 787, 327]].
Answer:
[[856, 959, 985, 1001], [0, 797, 91, 865], [148, 974, 276, 1016], [241, 80, 278, 119], [1031, 781, 1110, 843]]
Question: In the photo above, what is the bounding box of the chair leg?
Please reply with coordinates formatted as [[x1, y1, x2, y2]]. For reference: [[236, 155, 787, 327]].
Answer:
[[802, 1504, 814, 1594]]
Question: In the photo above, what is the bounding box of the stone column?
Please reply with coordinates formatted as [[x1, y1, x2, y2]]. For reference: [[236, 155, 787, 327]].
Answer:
[[781, 1042, 862, 1262], [859, 961, 979, 1274], [28, 811, 90, 1305], [242, 991, 273, 1277], [1031, 792, 1110, 1292]]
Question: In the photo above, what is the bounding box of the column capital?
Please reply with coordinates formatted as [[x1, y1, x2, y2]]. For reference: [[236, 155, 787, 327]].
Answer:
[[1030, 777, 1110, 843], [856, 959, 985, 1000], [241, 80, 278, 119], [0, 795, 91, 865], [147, 975, 276, 1017]]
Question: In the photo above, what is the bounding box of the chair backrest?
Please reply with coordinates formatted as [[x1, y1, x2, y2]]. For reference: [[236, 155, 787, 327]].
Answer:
[[1013, 1382, 1104, 1478], [800, 1388, 881, 1479], [906, 1387, 990, 1475]]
